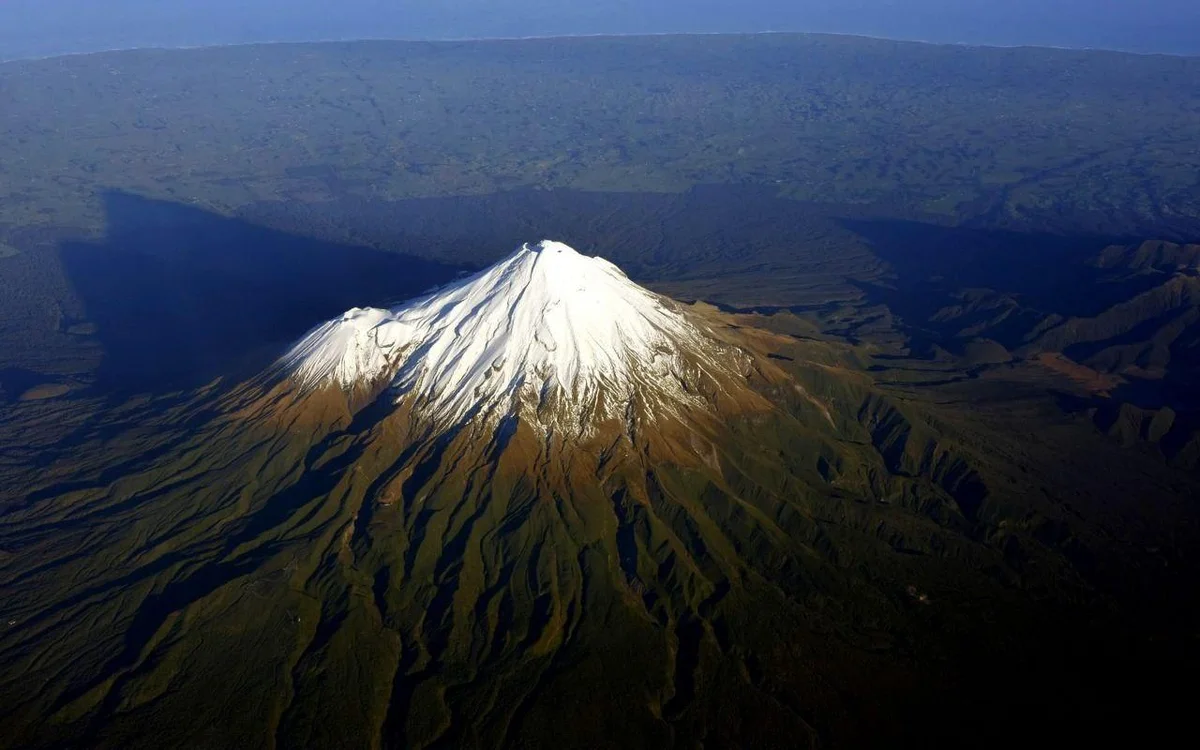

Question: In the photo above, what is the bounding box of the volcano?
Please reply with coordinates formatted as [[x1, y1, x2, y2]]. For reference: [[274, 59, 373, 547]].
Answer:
[[3, 240, 1191, 750], [240, 239, 790, 504], [279, 240, 769, 432]]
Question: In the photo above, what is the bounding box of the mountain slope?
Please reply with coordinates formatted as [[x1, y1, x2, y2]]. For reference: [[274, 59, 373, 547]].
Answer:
[[1, 242, 1196, 749]]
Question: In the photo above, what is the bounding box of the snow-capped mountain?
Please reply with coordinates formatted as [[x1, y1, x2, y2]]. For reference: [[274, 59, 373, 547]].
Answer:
[[11, 235, 1052, 750], [280, 240, 759, 433]]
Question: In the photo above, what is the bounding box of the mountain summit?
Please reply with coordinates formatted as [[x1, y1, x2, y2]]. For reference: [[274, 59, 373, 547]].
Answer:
[[280, 240, 760, 434]]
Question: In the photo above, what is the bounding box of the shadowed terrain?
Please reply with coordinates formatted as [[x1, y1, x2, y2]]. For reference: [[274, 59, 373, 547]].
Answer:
[[60, 192, 468, 391]]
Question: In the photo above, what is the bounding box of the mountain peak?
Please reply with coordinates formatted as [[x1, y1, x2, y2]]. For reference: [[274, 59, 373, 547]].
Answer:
[[280, 240, 756, 432], [527, 238, 579, 255]]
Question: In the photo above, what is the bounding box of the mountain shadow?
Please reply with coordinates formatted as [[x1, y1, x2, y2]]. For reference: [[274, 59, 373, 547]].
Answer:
[[59, 191, 467, 392], [841, 218, 1144, 349]]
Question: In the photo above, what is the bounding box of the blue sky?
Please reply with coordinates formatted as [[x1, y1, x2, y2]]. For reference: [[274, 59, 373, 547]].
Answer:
[[1, 1, 1197, 60]]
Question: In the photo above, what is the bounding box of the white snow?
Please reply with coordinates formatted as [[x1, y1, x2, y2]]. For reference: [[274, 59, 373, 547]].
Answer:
[[281, 240, 739, 428], [281, 306, 398, 389]]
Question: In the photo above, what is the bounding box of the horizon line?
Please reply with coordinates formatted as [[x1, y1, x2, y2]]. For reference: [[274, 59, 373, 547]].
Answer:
[[2, 29, 1196, 67]]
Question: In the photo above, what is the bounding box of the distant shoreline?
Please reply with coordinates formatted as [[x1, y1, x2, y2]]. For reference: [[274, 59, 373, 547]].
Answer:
[[2, 29, 1195, 67]]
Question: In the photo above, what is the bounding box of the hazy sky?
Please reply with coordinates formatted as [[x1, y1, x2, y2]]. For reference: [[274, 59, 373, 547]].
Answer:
[[1, 1, 1197, 60]]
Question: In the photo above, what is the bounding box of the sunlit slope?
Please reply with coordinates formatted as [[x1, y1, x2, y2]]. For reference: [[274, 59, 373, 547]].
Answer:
[[4, 304, 1185, 748]]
